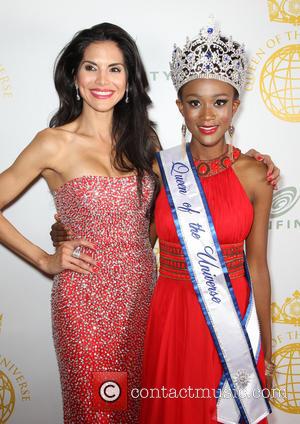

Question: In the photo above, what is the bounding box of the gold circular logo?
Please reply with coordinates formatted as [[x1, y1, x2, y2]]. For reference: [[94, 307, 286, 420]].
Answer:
[[271, 343, 300, 413], [268, 0, 300, 24], [260, 44, 300, 122], [0, 370, 15, 423]]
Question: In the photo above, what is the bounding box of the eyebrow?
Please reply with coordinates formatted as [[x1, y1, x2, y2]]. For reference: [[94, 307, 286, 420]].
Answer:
[[109, 62, 125, 67], [81, 60, 125, 67], [186, 93, 230, 98]]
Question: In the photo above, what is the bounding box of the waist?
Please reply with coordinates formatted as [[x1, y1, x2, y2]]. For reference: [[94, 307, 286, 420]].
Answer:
[[159, 240, 245, 281]]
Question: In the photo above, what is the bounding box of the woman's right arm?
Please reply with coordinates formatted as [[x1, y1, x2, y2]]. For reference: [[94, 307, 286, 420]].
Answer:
[[0, 131, 96, 275]]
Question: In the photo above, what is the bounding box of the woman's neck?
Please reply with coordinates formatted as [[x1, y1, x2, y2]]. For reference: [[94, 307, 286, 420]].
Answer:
[[75, 105, 114, 143], [190, 140, 228, 161]]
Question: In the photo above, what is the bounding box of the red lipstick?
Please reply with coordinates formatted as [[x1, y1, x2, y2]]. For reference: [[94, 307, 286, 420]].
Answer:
[[198, 126, 218, 135], [90, 89, 114, 99]]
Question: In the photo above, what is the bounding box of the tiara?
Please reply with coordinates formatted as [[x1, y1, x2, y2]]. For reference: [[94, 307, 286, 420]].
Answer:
[[170, 18, 248, 95]]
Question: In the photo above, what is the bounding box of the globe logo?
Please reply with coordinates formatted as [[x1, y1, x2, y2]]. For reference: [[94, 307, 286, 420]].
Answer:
[[260, 45, 300, 122], [0, 370, 15, 423], [268, 0, 300, 25], [270, 186, 300, 218], [271, 343, 300, 413]]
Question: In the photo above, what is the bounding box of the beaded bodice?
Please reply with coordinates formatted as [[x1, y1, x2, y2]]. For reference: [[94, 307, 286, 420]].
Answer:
[[53, 174, 154, 252], [193, 146, 241, 177]]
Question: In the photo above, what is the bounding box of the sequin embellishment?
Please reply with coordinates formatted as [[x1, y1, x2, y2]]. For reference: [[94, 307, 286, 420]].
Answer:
[[52, 175, 156, 423]]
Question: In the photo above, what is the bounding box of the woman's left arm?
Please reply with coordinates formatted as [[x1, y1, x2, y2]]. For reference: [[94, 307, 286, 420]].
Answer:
[[245, 162, 273, 386]]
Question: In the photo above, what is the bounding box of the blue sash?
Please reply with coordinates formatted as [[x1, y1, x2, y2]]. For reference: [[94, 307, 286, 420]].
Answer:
[[157, 144, 271, 424]]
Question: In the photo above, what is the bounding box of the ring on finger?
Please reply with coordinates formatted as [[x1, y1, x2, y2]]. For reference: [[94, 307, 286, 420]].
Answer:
[[72, 246, 81, 259]]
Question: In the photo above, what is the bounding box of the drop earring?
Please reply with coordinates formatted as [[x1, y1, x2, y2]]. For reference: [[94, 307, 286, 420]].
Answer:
[[75, 85, 80, 101], [228, 124, 235, 160], [125, 86, 129, 103], [181, 123, 187, 158]]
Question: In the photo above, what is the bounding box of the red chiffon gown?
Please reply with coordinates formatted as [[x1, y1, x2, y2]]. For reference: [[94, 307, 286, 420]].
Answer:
[[140, 148, 268, 423]]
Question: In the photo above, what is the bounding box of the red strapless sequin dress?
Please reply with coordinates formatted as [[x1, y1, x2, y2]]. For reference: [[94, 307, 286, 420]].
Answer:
[[52, 175, 156, 423], [140, 149, 267, 423]]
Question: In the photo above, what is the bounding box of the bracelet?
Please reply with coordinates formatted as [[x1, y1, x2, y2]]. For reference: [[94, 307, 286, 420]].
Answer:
[[265, 360, 275, 376]]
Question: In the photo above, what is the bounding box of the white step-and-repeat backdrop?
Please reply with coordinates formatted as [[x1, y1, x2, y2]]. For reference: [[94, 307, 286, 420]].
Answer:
[[0, 0, 299, 422]]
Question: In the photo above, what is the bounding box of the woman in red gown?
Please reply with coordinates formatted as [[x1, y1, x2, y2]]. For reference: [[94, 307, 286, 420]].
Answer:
[[0, 23, 159, 423], [140, 21, 273, 423]]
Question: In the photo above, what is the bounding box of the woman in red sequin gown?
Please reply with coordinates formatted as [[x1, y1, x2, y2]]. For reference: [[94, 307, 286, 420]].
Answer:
[[0, 23, 159, 424], [52, 174, 156, 423]]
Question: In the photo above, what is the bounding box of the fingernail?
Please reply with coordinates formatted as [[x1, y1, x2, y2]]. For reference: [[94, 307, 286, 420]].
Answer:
[[267, 176, 273, 181], [92, 266, 99, 273], [257, 155, 263, 161], [96, 262, 102, 267]]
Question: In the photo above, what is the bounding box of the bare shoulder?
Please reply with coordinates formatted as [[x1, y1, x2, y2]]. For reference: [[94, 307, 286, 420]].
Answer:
[[33, 127, 71, 147], [234, 153, 268, 184], [233, 153, 272, 203], [30, 126, 76, 158]]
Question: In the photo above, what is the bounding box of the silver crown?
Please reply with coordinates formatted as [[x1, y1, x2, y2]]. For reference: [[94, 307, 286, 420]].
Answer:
[[170, 18, 248, 95]]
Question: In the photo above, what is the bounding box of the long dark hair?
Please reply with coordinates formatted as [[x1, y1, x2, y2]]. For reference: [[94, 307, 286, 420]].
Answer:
[[50, 22, 160, 211]]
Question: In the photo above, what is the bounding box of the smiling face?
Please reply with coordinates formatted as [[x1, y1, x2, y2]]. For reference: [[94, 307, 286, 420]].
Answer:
[[75, 40, 127, 113], [176, 78, 240, 149]]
